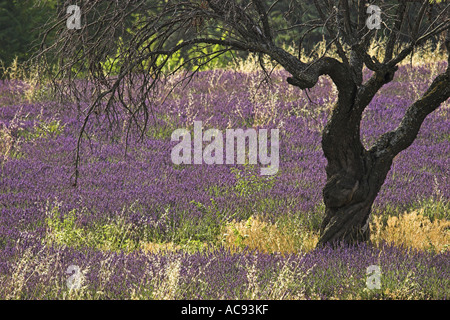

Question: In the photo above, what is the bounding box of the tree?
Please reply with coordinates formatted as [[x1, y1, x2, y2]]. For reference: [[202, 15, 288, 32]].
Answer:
[[36, 0, 450, 247]]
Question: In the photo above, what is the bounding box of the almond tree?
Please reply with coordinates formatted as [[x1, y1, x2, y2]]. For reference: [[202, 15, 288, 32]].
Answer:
[[37, 0, 450, 246]]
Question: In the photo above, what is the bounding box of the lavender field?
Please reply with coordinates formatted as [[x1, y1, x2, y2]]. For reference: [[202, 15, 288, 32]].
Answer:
[[0, 59, 449, 300]]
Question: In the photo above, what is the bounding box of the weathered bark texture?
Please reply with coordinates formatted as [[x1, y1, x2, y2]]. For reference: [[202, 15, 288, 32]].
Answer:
[[316, 67, 450, 247]]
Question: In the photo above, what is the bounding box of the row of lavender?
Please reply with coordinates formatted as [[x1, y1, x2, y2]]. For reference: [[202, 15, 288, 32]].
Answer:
[[1, 243, 448, 299], [0, 61, 449, 298]]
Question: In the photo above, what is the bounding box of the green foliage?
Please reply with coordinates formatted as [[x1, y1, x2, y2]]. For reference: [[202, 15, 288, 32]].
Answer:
[[0, 0, 58, 77], [187, 30, 234, 71], [373, 198, 450, 223], [32, 119, 64, 139], [187, 199, 225, 242], [44, 206, 84, 248], [146, 116, 178, 140], [206, 184, 230, 198], [231, 164, 275, 197], [147, 124, 175, 140], [414, 198, 449, 221], [159, 41, 185, 73], [99, 37, 125, 76], [17, 119, 65, 141], [229, 216, 253, 249], [137, 202, 227, 251], [44, 204, 140, 253]]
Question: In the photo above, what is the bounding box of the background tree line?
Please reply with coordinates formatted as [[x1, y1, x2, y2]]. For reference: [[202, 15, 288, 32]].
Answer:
[[0, 0, 445, 78]]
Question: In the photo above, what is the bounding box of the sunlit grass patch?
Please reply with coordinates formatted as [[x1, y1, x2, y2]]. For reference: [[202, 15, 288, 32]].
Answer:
[[43, 201, 214, 254], [231, 164, 276, 197], [221, 215, 319, 254], [221, 201, 449, 256], [146, 114, 178, 140], [42, 196, 449, 257], [17, 119, 65, 142], [0, 58, 53, 104], [411, 198, 449, 222], [0, 123, 13, 161], [371, 208, 450, 253], [140, 241, 182, 254], [44, 203, 140, 253], [373, 198, 449, 222]]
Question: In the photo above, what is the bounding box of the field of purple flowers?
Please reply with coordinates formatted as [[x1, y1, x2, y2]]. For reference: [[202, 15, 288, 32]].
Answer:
[[0, 59, 449, 299]]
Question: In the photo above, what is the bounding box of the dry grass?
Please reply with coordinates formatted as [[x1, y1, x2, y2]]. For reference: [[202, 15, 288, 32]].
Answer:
[[0, 123, 13, 161], [244, 254, 310, 300], [140, 241, 183, 253], [371, 209, 450, 252], [1, 57, 51, 104], [221, 207, 449, 255], [152, 258, 182, 300], [221, 215, 319, 254]]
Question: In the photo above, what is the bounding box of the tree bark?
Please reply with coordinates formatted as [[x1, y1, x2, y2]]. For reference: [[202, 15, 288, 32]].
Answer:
[[316, 77, 377, 246], [317, 149, 393, 246], [316, 67, 450, 247]]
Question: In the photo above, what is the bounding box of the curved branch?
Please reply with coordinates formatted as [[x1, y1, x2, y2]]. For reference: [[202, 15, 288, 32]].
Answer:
[[285, 56, 351, 90], [370, 71, 450, 160]]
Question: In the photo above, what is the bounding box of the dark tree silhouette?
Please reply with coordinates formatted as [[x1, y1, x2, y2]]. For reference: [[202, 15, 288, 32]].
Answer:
[[36, 0, 450, 247]]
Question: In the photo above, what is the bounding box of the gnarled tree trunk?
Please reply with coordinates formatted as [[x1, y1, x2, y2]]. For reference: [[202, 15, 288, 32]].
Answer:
[[316, 67, 450, 247], [318, 137, 393, 246]]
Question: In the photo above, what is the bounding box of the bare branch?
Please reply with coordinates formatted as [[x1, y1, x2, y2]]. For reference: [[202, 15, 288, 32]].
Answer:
[[252, 0, 273, 43], [412, 1, 430, 40], [370, 71, 450, 160], [388, 20, 450, 68], [384, 2, 407, 63]]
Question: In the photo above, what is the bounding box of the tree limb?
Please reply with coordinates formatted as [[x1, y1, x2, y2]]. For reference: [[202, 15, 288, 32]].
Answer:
[[370, 70, 450, 160], [252, 0, 273, 43]]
